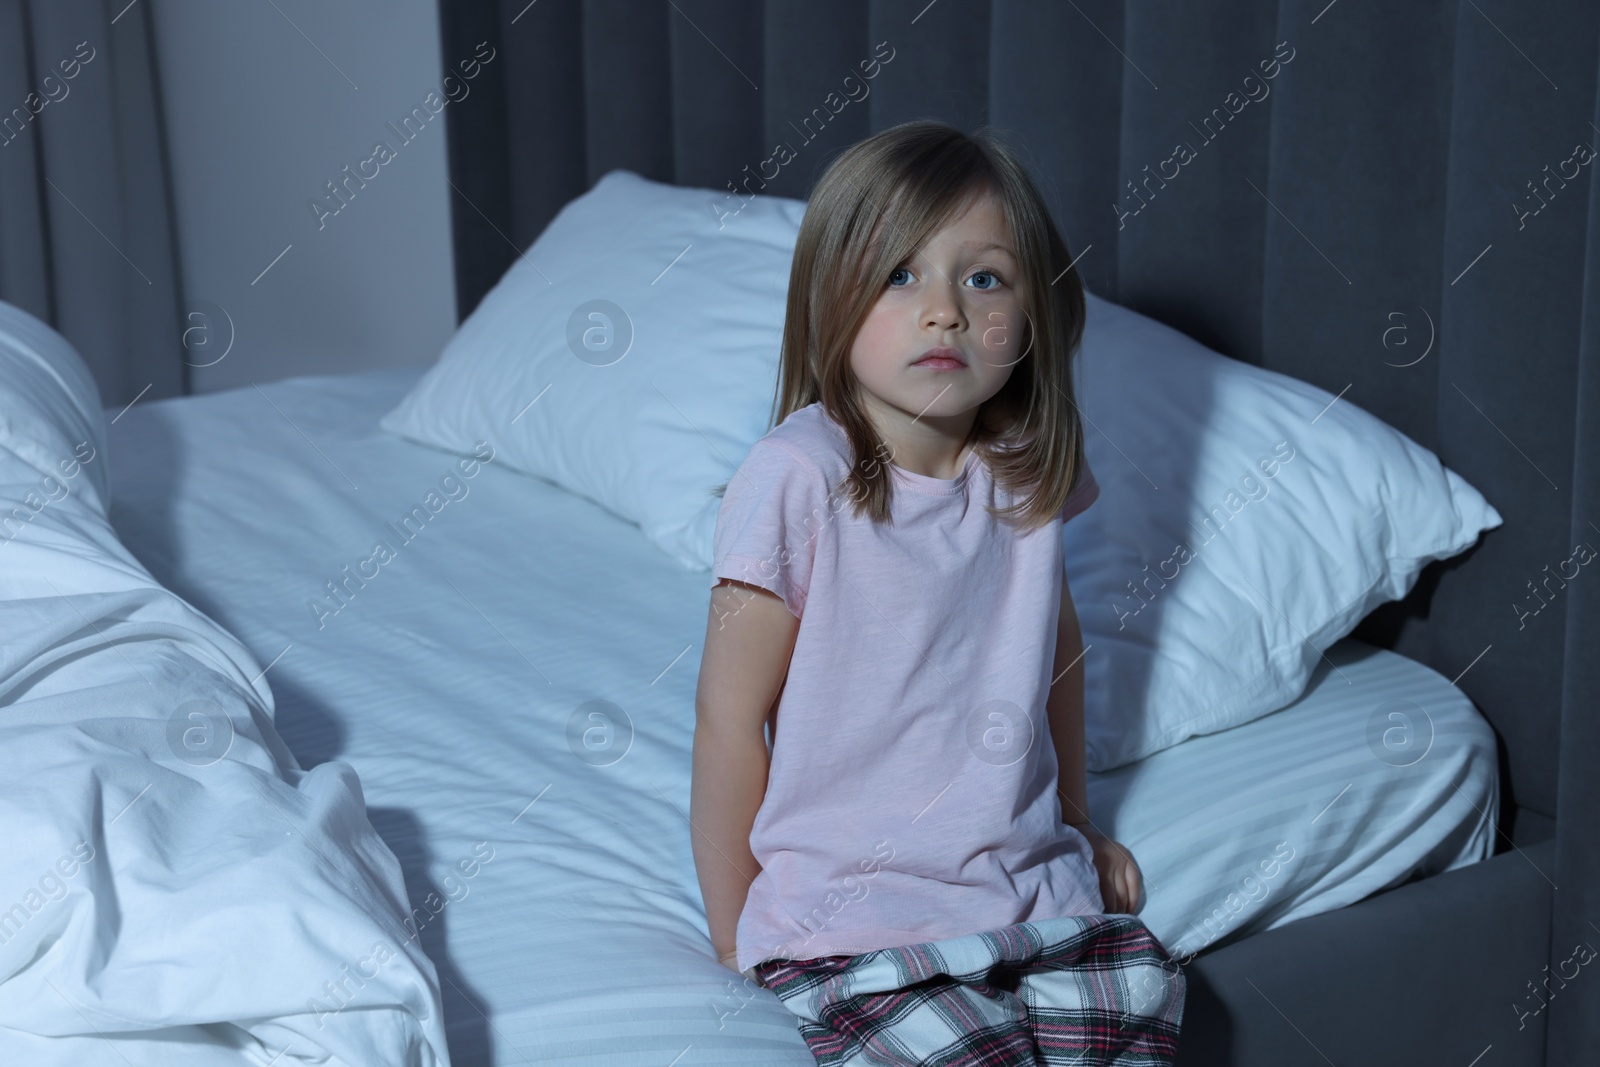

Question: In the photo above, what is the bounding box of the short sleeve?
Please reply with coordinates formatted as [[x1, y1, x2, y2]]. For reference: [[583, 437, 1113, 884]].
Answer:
[[710, 437, 825, 620], [1061, 457, 1100, 525]]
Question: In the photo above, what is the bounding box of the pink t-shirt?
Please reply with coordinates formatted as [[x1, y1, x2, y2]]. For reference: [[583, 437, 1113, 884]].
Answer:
[[709, 402, 1104, 975]]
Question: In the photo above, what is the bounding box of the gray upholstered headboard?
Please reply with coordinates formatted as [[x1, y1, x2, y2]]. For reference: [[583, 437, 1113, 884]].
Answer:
[[436, 0, 1596, 1041]]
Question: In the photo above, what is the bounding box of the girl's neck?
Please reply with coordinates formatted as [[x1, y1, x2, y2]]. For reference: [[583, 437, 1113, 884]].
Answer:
[[857, 390, 979, 481]]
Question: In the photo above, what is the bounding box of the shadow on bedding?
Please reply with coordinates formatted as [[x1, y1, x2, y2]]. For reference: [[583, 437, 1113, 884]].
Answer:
[[368, 805, 492, 1064]]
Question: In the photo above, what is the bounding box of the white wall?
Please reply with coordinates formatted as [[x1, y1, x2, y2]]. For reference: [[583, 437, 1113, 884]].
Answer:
[[149, 0, 457, 393]]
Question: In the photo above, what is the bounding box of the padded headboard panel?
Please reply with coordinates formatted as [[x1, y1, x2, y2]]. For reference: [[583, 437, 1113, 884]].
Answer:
[[437, 1, 1597, 1047]]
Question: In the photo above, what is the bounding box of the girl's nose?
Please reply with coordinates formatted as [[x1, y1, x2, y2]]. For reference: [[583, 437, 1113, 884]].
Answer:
[[923, 280, 964, 329]]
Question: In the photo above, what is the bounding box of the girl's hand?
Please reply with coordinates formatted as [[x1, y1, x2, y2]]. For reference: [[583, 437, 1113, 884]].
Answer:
[[717, 948, 741, 973], [1074, 824, 1142, 914]]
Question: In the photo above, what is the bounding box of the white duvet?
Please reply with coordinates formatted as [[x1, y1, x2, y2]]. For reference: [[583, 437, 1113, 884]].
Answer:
[[0, 301, 450, 1065]]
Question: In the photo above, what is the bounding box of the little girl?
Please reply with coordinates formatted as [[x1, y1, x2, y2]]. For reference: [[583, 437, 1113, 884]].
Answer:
[[691, 120, 1184, 1065]]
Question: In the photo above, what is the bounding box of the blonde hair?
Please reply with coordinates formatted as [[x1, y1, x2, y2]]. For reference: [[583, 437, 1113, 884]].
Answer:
[[721, 119, 1091, 531]]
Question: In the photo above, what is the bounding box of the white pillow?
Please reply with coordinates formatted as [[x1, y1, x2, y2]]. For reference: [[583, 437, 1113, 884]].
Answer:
[[1067, 291, 1502, 770], [379, 169, 806, 569], [0, 300, 111, 516], [384, 171, 1501, 775]]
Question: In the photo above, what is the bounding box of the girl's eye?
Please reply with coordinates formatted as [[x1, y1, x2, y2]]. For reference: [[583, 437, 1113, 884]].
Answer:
[[887, 267, 1004, 289]]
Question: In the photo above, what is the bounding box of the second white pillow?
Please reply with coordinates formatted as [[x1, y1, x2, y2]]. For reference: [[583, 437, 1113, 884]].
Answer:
[[1065, 292, 1502, 770]]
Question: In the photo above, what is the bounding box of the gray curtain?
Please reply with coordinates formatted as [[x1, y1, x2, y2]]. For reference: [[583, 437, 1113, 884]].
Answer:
[[0, 0, 182, 408]]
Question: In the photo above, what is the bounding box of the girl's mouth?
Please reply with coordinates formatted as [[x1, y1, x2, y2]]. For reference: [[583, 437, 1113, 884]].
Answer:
[[912, 347, 966, 370]]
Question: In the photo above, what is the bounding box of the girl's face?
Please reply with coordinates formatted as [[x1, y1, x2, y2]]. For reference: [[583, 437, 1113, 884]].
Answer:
[[848, 188, 1026, 438]]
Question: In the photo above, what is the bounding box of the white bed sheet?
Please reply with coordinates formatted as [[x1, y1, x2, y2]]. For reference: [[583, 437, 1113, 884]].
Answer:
[[105, 367, 1498, 1066]]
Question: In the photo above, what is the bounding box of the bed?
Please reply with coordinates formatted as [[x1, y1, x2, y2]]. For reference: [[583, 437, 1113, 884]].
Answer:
[[0, 293, 1533, 1066], [2, 2, 1594, 1066], [90, 363, 1500, 1065]]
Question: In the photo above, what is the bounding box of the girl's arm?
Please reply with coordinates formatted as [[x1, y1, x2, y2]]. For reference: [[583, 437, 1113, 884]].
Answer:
[[691, 578, 800, 969], [1046, 572, 1093, 829], [1047, 572, 1143, 913]]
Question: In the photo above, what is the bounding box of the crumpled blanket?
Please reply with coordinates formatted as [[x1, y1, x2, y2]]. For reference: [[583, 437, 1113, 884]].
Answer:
[[753, 914, 1185, 1066], [0, 299, 450, 1064]]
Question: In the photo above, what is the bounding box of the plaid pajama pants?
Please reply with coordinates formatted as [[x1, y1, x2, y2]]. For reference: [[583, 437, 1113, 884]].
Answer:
[[753, 914, 1185, 1066]]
